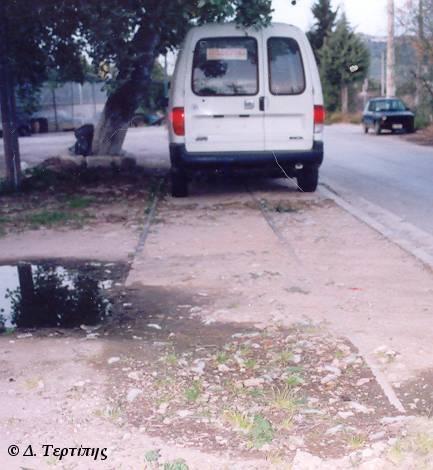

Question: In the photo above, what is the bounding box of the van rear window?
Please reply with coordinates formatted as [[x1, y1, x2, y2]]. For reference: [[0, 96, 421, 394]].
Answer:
[[267, 37, 305, 95], [192, 37, 258, 96]]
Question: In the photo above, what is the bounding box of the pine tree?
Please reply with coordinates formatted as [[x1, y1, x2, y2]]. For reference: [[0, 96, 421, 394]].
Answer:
[[319, 14, 370, 113], [307, 0, 338, 63]]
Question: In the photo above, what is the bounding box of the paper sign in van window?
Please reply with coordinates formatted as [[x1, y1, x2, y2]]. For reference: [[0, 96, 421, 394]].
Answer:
[[206, 48, 248, 61]]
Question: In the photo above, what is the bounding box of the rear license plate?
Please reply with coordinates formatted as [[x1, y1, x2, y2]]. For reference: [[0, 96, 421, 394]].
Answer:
[[392, 124, 403, 129]]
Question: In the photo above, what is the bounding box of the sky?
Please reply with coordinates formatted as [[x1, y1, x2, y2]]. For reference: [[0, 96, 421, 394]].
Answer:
[[272, 0, 407, 36]]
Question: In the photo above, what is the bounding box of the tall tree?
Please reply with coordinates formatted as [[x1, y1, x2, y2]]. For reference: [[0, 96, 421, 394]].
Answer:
[[77, 0, 278, 155], [307, 0, 338, 63], [320, 14, 370, 113], [1, 0, 85, 189], [1, 0, 297, 185], [399, 0, 433, 110]]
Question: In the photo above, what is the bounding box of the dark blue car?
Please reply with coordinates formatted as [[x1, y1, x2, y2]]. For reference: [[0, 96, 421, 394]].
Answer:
[[362, 98, 415, 135]]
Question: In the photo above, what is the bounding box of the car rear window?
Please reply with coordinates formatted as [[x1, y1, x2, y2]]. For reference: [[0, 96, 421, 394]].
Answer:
[[370, 100, 406, 112], [267, 37, 305, 95], [192, 37, 258, 96]]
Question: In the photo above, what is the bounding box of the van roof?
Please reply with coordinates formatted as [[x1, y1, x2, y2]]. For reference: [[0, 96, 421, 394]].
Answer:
[[187, 21, 303, 35]]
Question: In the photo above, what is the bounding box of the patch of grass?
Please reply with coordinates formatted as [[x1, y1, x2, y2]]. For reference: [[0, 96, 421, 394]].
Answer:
[[244, 358, 257, 369], [164, 353, 178, 366], [144, 449, 161, 463], [248, 388, 265, 399], [278, 416, 295, 431], [239, 344, 252, 356], [274, 203, 297, 213], [67, 195, 95, 209], [94, 404, 123, 421], [0, 217, 7, 236], [216, 351, 229, 364], [248, 415, 274, 449], [285, 373, 304, 388], [184, 381, 202, 402], [334, 349, 345, 359], [163, 459, 189, 470], [413, 432, 433, 455], [223, 410, 253, 432], [388, 440, 404, 464], [347, 434, 366, 449], [270, 385, 301, 414], [278, 350, 294, 366], [24, 210, 76, 227]]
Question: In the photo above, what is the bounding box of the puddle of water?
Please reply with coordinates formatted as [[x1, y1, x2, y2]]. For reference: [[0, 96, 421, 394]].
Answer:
[[0, 261, 125, 329]]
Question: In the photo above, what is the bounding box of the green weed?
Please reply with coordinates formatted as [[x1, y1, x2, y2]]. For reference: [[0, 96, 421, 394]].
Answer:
[[67, 195, 95, 209], [184, 381, 202, 402], [248, 415, 274, 449]]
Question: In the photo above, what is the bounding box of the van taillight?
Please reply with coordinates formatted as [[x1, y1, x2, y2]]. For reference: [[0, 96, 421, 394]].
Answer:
[[314, 105, 325, 125], [171, 107, 185, 136], [314, 105, 325, 133]]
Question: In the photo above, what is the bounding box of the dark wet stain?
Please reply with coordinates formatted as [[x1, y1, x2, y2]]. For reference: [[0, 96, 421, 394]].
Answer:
[[397, 369, 433, 417], [0, 260, 128, 329]]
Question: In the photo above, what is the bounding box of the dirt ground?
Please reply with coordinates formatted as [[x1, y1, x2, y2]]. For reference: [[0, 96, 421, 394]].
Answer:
[[1, 171, 433, 469], [403, 124, 433, 146]]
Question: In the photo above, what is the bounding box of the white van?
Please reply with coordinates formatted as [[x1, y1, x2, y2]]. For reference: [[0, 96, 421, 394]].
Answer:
[[168, 22, 324, 197]]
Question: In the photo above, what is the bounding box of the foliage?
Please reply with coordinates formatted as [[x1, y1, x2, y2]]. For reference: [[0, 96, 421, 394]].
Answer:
[[307, 0, 338, 63], [4, 1, 85, 89], [399, 0, 433, 119], [248, 415, 274, 448], [319, 15, 370, 112], [7, 266, 106, 327]]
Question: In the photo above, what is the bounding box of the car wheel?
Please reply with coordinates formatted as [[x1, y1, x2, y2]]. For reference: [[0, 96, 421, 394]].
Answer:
[[297, 167, 319, 193], [374, 121, 381, 135], [363, 124, 369, 134], [171, 169, 188, 198], [406, 124, 415, 134], [18, 125, 31, 137]]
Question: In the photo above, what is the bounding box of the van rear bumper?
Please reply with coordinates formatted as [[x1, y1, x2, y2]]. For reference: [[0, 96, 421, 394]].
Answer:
[[169, 142, 324, 173]]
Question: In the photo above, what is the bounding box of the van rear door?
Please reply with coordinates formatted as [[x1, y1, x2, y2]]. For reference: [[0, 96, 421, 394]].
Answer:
[[262, 29, 314, 151], [185, 34, 265, 153]]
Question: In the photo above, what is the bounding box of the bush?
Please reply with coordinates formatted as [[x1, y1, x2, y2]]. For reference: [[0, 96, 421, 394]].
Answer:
[[415, 111, 432, 130], [325, 112, 362, 125]]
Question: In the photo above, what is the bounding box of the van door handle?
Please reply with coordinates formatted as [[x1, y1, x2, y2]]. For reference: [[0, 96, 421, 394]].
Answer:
[[259, 96, 265, 111]]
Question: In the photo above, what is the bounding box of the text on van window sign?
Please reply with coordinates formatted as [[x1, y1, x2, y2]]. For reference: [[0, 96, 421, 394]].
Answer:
[[206, 48, 248, 61]]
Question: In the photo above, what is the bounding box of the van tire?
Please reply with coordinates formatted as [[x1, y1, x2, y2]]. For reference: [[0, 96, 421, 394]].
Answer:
[[297, 167, 318, 192], [171, 169, 188, 198]]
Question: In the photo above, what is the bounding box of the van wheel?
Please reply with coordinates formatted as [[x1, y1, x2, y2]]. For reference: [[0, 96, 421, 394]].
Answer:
[[297, 167, 319, 192], [171, 169, 188, 198], [363, 124, 369, 134]]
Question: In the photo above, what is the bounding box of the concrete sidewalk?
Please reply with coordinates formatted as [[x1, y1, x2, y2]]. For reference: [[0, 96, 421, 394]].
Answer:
[[128, 176, 433, 391]]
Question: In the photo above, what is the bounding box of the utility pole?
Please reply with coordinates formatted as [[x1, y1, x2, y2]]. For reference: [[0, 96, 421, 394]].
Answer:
[[381, 50, 386, 96], [386, 0, 396, 97], [0, 1, 21, 190]]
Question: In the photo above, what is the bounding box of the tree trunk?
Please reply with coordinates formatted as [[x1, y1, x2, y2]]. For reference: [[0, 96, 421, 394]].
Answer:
[[51, 87, 59, 132], [386, 0, 396, 97], [0, 1, 21, 189], [341, 85, 349, 115], [92, 28, 161, 156], [415, 0, 424, 106]]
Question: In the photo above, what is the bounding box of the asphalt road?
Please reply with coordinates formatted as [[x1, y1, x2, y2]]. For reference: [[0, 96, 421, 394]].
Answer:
[[322, 124, 433, 236], [1, 123, 432, 241]]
